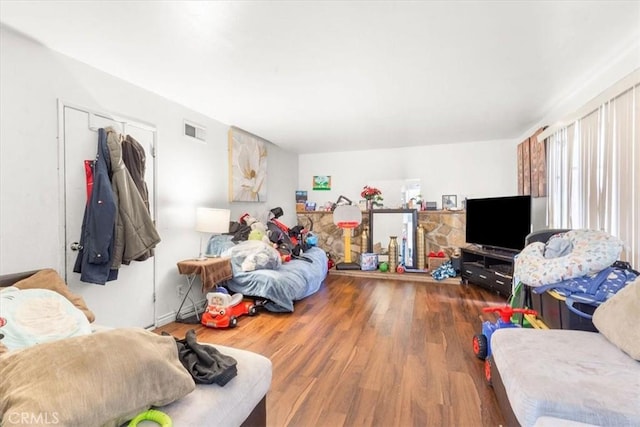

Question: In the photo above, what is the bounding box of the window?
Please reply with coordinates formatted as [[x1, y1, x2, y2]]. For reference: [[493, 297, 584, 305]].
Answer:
[[546, 82, 639, 269]]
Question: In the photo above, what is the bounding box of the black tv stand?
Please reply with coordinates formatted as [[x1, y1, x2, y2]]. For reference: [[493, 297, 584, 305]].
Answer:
[[460, 246, 518, 298]]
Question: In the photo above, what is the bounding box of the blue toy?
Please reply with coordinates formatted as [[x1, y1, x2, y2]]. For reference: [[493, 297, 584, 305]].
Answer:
[[431, 260, 456, 280], [473, 306, 537, 383]]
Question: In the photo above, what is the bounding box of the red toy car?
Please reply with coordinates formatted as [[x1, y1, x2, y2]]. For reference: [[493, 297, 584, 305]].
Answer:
[[201, 295, 258, 329]]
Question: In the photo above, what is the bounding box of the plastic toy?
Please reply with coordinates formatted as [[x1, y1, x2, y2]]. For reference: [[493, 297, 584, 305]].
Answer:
[[268, 207, 306, 249], [306, 232, 318, 247], [267, 207, 314, 261], [201, 292, 258, 329], [128, 409, 172, 426], [379, 262, 388, 272], [473, 306, 537, 383], [333, 204, 362, 270], [473, 306, 538, 359], [326, 252, 335, 270]]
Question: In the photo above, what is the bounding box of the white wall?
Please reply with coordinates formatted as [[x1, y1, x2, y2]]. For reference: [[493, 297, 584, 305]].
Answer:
[[0, 25, 297, 325], [522, 37, 640, 141], [298, 138, 518, 210], [298, 35, 640, 231]]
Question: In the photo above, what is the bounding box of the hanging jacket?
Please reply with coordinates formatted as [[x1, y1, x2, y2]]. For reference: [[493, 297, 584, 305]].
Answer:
[[122, 133, 154, 261], [121, 134, 150, 212], [73, 128, 118, 285], [105, 127, 161, 268]]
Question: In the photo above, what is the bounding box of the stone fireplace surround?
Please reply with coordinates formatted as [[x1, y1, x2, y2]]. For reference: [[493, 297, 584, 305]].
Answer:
[[296, 209, 466, 266]]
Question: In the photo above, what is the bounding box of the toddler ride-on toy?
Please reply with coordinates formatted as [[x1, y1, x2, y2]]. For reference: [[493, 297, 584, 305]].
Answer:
[[201, 292, 258, 329], [473, 306, 537, 383]]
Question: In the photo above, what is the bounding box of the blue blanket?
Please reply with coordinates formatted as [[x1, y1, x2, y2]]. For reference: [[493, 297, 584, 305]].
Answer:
[[225, 247, 328, 312]]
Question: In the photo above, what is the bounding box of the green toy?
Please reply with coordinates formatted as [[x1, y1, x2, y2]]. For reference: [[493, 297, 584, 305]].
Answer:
[[379, 262, 389, 272], [128, 409, 172, 426]]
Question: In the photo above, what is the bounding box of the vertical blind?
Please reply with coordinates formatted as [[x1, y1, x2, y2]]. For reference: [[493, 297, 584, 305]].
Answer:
[[546, 82, 639, 269]]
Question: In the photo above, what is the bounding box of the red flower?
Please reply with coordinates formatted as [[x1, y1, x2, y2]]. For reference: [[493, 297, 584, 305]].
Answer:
[[361, 186, 382, 200]]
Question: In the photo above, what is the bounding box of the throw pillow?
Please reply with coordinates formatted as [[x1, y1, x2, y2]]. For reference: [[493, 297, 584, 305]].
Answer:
[[12, 268, 95, 322], [0, 287, 92, 352], [0, 328, 196, 427], [592, 275, 640, 360]]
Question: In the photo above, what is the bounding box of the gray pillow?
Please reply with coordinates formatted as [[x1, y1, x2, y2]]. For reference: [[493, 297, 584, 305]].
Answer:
[[0, 328, 195, 426], [592, 275, 640, 360]]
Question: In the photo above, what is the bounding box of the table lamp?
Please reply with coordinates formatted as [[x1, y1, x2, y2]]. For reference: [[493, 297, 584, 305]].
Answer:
[[195, 207, 230, 260]]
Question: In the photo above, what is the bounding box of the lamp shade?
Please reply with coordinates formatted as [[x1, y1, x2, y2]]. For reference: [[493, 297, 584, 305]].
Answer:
[[196, 208, 230, 234]]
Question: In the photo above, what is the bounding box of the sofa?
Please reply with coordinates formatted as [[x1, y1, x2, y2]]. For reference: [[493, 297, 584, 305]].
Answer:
[[0, 269, 272, 427], [489, 275, 640, 426]]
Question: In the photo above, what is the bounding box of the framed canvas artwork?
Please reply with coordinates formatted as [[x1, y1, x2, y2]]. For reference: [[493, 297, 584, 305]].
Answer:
[[228, 127, 268, 202], [313, 175, 331, 190]]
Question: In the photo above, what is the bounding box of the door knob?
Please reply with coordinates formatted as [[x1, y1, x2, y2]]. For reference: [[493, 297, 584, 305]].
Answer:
[[70, 242, 83, 251]]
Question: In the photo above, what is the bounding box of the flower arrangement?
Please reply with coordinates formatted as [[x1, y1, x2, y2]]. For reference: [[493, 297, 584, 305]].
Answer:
[[361, 185, 383, 207]]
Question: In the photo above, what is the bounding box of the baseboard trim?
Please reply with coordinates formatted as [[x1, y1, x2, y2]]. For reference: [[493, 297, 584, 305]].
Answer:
[[328, 269, 460, 285], [156, 297, 206, 327]]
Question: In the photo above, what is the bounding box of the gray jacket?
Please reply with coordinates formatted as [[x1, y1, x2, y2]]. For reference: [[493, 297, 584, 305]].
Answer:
[[105, 127, 161, 268]]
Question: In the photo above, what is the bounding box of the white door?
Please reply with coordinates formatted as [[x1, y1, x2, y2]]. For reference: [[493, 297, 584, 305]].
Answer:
[[61, 104, 157, 328]]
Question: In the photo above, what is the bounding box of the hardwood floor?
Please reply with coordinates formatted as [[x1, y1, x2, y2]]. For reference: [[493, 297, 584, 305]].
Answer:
[[154, 274, 509, 427]]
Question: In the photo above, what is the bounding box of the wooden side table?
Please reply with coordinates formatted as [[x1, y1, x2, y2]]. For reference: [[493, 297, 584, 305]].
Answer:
[[176, 257, 233, 322]]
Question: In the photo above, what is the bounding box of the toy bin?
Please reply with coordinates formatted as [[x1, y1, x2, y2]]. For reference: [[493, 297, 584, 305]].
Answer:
[[526, 286, 597, 332], [360, 253, 378, 271], [428, 256, 449, 271]]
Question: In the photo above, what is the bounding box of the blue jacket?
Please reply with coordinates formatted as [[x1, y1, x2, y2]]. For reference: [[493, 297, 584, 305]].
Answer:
[[73, 128, 118, 284]]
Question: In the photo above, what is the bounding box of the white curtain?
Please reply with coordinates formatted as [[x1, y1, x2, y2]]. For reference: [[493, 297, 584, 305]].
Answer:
[[546, 84, 639, 269]]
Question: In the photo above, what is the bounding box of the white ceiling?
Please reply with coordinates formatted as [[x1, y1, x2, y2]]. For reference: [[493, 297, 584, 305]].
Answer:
[[1, 1, 639, 154]]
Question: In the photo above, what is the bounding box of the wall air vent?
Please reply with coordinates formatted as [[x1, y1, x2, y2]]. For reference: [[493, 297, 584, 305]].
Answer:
[[184, 120, 206, 142]]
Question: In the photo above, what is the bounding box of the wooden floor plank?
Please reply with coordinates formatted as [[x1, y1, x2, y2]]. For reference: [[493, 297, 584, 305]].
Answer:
[[153, 274, 508, 427]]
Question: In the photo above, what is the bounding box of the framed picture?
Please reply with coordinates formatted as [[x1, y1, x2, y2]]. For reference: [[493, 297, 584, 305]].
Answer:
[[228, 127, 268, 202], [442, 194, 457, 210], [313, 175, 331, 191]]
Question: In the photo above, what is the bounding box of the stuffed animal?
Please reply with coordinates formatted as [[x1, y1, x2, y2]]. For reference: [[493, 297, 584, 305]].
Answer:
[[245, 216, 272, 245], [248, 229, 266, 241], [239, 213, 258, 227]]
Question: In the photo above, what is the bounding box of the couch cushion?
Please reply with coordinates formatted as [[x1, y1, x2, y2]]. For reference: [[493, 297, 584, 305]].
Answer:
[[592, 275, 640, 360], [159, 343, 272, 426], [491, 328, 640, 426], [533, 416, 600, 427], [0, 328, 195, 427], [12, 268, 95, 322]]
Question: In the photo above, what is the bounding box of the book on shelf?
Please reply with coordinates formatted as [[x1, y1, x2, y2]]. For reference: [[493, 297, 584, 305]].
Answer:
[[295, 190, 308, 203]]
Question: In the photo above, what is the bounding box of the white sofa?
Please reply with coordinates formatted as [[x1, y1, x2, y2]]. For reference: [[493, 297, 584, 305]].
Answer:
[[489, 277, 640, 426]]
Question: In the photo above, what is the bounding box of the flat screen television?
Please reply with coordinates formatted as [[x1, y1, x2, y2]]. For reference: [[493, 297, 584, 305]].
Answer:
[[465, 195, 532, 252]]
